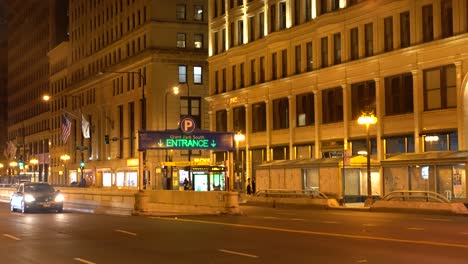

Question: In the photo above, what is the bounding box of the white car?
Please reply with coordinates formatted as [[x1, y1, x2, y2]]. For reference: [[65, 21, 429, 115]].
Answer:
[[10, 182, 64, 213]]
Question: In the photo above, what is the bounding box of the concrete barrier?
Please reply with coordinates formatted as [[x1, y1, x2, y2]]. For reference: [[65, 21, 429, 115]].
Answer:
[[371, 200, 468, 215], [246, 196, 340, 209]]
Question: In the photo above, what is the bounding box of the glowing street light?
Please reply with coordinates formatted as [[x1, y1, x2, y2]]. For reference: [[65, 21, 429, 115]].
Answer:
[[30, 158, 39, 182], [234, 132, 245, 192], [60, 154, 71, 185], [357, 112, 378, 206]]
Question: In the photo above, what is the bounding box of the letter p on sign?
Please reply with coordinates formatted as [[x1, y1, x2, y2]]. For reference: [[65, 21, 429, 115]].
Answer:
[[180, 117, 196, 133]]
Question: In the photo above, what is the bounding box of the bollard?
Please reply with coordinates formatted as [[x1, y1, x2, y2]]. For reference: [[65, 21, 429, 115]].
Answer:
[[133, 190, 149, 215]]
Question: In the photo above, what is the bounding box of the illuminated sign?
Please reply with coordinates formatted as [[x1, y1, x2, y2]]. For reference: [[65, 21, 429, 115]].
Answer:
[[138, 130, 235, 151]]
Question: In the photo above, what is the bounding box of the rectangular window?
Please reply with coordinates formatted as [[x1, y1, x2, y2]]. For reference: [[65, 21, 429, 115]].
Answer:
[[232, 65, 237, 90], [230, 22, 235, 47], [118, 105, 124, 158], [221, 28, 226, 52], [295, 45, 301, 74], [181, 97, 201, 128], [220, 0, 226, 15], [306, 42, 313, 72], [194, 66, 202, 84], [176, 4, 186, 20], [249, 16, 255, 42], [240, 63, 245, 88], [281, 49, 288, 78], [194, 5, 204, 21], [216, 110, 227, 132], [279, 2, 286, 30], [424, 64, 456, 110], [128, 102, 135, 157], [213, 32, 219, 54], [222, 68, 226, 92], [233, 106, 246, 133], [350, 27, 359, 60], [250, 59, 256, 85], [194, 33, 203, 49], [237, 20, 244, 45], [322, 87, 343, 124], [441, 0, 453, 38], [423, 131, 457, 152], [351, 80, 376, 120], [400, 11, 410, 48], [252, 102, 267, 132], [384, 16, 393, 52], [296, 93, 314, 126], [270, 4, 276, 33], [214, 71, 219, 94], [333, 32, 341, 65], [422, 5, 434, 42], [385, 135, 414, 157], [260, 56, 265, 83], [272, 52, 277, 80], [364, 23, 373, 57], [177, 33, 186, 48], [259, 12, 265, 38], [273, 98, 289, 130], [305, 0, 312, 21], [384, 73, 414, 116], [331, 0, 339, 11], [320, 0, 327, 14], [178, 65, 187, 83], [294, 0, 301, 26], [321, 36, 328, 68]]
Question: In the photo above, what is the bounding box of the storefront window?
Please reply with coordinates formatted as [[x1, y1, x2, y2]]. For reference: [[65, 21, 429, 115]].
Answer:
[[116, 172, 125, 187], [385, 135, 414, 158], [126, 171, 138, 187], [423, 131, 458, 151], [103, 172, 112, 187], [303, 168, 319, 191]]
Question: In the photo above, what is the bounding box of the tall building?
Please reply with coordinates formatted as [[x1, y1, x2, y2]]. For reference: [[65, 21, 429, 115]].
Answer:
[[207, 0, 468, 198], [47, 0, 209, 189], [0, 0, 7, 173]]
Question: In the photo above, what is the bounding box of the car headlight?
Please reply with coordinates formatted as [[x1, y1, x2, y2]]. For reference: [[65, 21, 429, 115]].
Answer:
[[24, 194, 35, 203], [54, 194, 64, 203]]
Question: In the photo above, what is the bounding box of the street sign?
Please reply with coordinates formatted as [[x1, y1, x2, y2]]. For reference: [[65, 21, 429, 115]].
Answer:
[[138, 130, 235, 151]]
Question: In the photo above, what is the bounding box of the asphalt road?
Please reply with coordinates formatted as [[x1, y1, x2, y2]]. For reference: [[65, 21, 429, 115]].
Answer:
[[0, 203, 468, 264]]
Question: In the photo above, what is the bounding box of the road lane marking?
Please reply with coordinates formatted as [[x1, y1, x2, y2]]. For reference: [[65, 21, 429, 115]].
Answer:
[[362, 224, 377, 227], [462, 232, 468, 235], [363, 218, 391, 222], [356, 259, 368, 263], [423, 218, 453, 222], [276, 212, 296, 216], [407, 227, 425, 231], [3, 234, 21, 241], [290, 218, 306, 221], [263, 216, 280, 219], [321, 221, 339, 224], [153, 217, 468, 249], [218, 249, 259, 258], [74, 258, 96, 264], [115, 229, 137, 236]]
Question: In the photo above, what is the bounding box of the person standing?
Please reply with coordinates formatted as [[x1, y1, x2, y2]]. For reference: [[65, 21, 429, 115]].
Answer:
[[247, 178, 252, 195]]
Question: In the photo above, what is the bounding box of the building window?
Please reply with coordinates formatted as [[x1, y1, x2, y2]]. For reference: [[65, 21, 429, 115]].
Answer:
[[230, 22, 235, 48], [364, 23, 373, 57], [306, 42, 313, 71], [424, 64, 456, 110], [295, 45, 301, 74], [194, 5, 204, 21], [222, 68, 226, 92], [273, 97, 289, 130], [423, 131, 458, 152], [270, 4, 276, 33], [259, 56, 265, 83], [272, 52, 277, 80], [181, 97, 201, 128], [194, 66, 202, 84], [351, 80, 376, 120], [178, 65, 187, 83], [384, 16, 393, 52], [296, 93, 314, 127], [259, 12, 265, 38], [237, 20, 244, 45], [384, 73, 413, 116], [232, 65, 237, 90], [350, 27, 359, 60], [194, 34, 203, 48], [216, 110, 228, 132], [221, 28, 226, 52], [128, 102, 135, 157], [422, 5, 434, 43], [118, 105, 124, 158], [321, 36, 328, 68], [213, 32, 218, 54], [214, 71, 219, 94], [305, 0, 312, 22], [279, 2, 286, 30], [294, 0, 301, 26], [333, 32, 341, 65], [213, 0, 218, 18], [272, 146, 289, 160], [176, 4, 186, 20], [221, 0, 226, 15], [322, 87, 343, 124], [249, 16, 255, 42], [240, 63, 245, 88], [441, 0, 453, 38], [233, 106, 246, 133], [384, 135, 414, 158], [281, 49, 288, 78], [250, 59, 256, 85], [400, 11, 410, 48], [177, 33, 186, 48], [252, 102, 266, 132]]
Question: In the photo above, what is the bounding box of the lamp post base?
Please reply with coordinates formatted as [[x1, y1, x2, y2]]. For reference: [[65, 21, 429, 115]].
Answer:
[[364, 196, 374, 207]]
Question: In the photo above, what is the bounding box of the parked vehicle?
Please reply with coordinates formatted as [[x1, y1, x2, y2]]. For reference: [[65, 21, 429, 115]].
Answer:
[[10, 182, 64, 213]]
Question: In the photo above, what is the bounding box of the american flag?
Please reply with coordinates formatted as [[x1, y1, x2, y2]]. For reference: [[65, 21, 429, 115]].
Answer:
[[61, 114, 72, 143]]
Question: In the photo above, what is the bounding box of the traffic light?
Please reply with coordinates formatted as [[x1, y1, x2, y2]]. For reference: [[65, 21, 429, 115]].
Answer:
[[80, 161, 85, 169], [104, 134, 110, 144], [18, 161, 24, 169]]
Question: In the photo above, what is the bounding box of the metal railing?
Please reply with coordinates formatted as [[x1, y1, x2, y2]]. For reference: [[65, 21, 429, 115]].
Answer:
[[254, 189, 328, 199], [381, 190, 451, 203]]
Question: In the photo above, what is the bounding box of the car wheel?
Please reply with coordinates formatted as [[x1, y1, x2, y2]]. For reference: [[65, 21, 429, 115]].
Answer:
[[10, 202, 15, 212], [21, 201, 27, 214]]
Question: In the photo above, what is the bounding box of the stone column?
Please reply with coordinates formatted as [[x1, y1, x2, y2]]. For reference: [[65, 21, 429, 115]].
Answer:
[[266, 99, 271, 161], [455, 61, 464, 149], [374, 78, 383, 161], [314, 90, 321, 159], [244, 104, 251, 180], [412, 70, 422, 153], [288, 95, 295, 159], [342, 84, 349, 152]]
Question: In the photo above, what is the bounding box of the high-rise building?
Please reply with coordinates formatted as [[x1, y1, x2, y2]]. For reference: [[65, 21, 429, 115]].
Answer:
[[47, 0, 209, 189], [207, 0, 468, 198], [0, 0, 7, 173]]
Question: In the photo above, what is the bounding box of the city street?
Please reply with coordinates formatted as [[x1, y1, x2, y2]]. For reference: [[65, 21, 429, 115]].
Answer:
[[0, 203, 468, 263]]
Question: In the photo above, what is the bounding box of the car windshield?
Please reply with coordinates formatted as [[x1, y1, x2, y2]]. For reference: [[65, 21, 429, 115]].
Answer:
[[24, 184, 55, 193]]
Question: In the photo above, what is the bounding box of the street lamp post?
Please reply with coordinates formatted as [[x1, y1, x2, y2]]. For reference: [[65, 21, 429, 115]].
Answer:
[[234, 132, 245, 192], [60, 154, 70, 185], [30, 158, 38, 182], [357, 112, 378, 206]]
